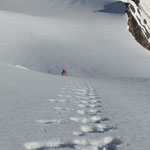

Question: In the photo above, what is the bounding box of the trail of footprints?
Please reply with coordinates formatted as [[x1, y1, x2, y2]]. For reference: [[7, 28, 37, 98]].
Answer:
[[24, 80, 121, 150]]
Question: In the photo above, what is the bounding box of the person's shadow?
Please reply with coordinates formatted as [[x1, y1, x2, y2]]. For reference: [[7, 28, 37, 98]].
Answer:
[[94, 1, 128, 14]]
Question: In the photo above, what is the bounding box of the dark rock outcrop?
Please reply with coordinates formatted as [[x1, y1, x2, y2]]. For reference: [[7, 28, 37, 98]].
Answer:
[[132, 0, 140, 6], [127, 1, 150, 50]]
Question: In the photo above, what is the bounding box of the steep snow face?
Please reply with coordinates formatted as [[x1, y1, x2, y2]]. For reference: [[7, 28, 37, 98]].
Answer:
[[0, 0, 150, 77]]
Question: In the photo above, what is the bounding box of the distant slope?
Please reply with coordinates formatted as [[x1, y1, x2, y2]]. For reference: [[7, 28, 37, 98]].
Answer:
[[0, 0, 107, 17], [0, 0, 150, 77]]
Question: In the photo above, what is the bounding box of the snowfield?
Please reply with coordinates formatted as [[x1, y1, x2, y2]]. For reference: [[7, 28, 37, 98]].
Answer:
[[0, 0, 150, 150], [141, 0, 150, 15]]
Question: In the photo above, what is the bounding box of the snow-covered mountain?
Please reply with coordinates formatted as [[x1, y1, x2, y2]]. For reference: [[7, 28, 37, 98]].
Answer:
[[0, 0, 150, 150]]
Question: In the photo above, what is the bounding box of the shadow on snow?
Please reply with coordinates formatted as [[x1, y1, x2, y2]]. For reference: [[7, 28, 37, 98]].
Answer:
[[94, 1, 127, 14]]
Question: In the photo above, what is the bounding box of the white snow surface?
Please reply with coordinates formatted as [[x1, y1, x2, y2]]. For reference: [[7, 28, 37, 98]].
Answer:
[[0, 0, 150, 150], [141, 0, 150, 15], [0, 0, 150, 77]]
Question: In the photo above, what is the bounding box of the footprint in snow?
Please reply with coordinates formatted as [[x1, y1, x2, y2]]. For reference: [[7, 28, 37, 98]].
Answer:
[[78, 106, 101, 115], [78, 104, 86, 108], [70, 116, 102, 123], [88, 109, 101, 115], [36, 119, 66, 125], [89, 100, 101, 104], [76, 109, 101, 116], [76, 109, 87, 115], [48, 99, 66, 103], [57, 94, 64, 97], [80, 100, 88, 104], [24, 137, 121, 150], [53, 107, 74, 111], [72, 88, 87, 92], [80, 123, 115, 134], [89, 95, 99, 99], [73, 137, 121, 150], [88, 93, 95, 96], [87, 104, 101, 108], [78, 102, 101, 109], [75, 92, 87, 96], [74, 95, 82, 99]]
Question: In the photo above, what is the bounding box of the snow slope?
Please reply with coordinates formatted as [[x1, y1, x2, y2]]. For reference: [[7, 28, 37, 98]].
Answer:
[[141, 0, 150, 16], [0, 0, 150, 150], [0, 62, 121, 150], [0, 0, 150, 77]]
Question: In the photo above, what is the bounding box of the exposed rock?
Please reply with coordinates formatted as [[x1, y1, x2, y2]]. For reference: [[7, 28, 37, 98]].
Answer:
[[137, 8, 141, 16], [130, 5, 135, 13], [143, 19, 147, 25], [127, 11, 150, 50], [132, 0, 140, 6]]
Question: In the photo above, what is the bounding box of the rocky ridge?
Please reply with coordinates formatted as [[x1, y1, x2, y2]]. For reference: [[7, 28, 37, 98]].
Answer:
[[127, 0, 150, 50]]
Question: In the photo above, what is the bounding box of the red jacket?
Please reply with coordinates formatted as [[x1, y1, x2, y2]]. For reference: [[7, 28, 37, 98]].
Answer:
[[61, 72, 67, 76]]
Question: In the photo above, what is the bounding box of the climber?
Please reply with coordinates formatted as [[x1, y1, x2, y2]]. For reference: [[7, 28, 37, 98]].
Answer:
[[61, 69, 68, 76]]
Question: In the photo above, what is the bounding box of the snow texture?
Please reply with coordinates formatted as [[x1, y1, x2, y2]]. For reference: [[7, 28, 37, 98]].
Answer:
[[0, 0, 150, 150]]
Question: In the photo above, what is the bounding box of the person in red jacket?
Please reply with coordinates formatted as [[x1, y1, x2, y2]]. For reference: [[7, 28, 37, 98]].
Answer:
[[61, 70, 68, 76]]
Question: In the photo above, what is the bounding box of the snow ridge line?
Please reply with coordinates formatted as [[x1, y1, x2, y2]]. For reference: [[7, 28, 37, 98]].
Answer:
[[24, 78, 121, 150]]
